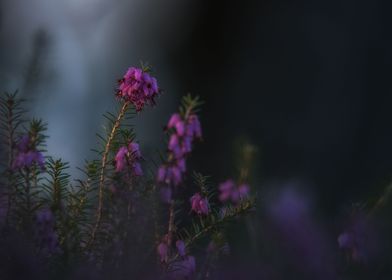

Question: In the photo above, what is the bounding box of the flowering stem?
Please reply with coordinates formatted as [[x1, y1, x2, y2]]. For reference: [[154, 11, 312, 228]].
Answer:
[[86, 101, 129, 250]]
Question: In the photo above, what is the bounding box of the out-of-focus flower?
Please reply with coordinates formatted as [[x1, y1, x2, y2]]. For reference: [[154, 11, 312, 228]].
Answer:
[[337, 210, 378, 263], [267, 187, 337, 279], [190, 193, 210, 215], [157, 239, 169, 263], [157, 166, 167, 182], [132, 162, 143, 176], [186, 114, 202, 139], [168, 256, 196, 279], [114, 147, 128, 172], [176, 240, 186, 257], [12, 134, 45, 170], [116, 67, 159, 111], [114, 142, 143, 176], [219, 180, 250, 204], [156, 166, 182, 187], [35, 209, 60, 254], [238, 184, 250, 198], [168, 113, 182, 129]]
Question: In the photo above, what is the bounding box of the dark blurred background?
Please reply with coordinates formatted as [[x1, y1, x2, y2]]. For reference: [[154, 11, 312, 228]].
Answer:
[[1, 0, 392, 216]]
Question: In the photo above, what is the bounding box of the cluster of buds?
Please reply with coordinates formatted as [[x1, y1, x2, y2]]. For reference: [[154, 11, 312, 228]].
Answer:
[[12, 134, 45, 170], [114, 142, 143, 176], [157, 113, 202, 188], [116, 67, 159, 112]]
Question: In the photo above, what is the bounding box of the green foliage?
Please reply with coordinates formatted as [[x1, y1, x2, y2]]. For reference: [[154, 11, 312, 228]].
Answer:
[[0, 91, 27, 168], [179, 94, 204, 117], [0, 91, 256, 279]]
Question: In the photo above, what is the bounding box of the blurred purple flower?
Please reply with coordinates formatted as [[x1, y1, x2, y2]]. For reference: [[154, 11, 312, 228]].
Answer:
[[114, 142, 143, 176], [168, 134, 180, 152], [219, 180, 250, 204], [190, 193, 210, 215], [12, 135, 45, 170], [186, 114, 202, 139], [157, 236, 169, 263], [168, 113, 182, 129], [116, 67, 159, 111], [114, 146, 128, 172], [168, 256, 196, 279], [238, 184, 250, 198], [17, 134, 30, 152], [176, 240, 186, 257], [181, 136, 192, 154], [35, 209, 60, 255], [132, 162, 143, 176], [266, 187, 337, 279], [157, 166, 167, 182]]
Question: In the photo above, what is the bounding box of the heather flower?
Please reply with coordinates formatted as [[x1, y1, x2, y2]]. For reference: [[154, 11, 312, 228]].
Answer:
[[176, 240, 186, 257], [190, 193, 210, 215], [267, 188, 337, 279], [157, 166, 167, 182], [170, 166, 182, 186], [128, 142, 141, 158], [12, 134, 45, 170], [157, 111, 202, 191], [35, 209, 60, 254], [17, 134, 30, 152], [168, 256, 196, 279], [219, 180, 250, 204], [132, 162, 143, 176], [116, 67, 159, 111], [238, 184, 250, 199], [168, 134, 180, 152], [177, 158, 186, 173], [114, 146, 128, 172], [157, 237, 169, 263], [186, 114, 202, 139], [218, 180, 235, 202], [114, 142, 143, 176], [167, 113, 182, 129], [157, 166, 182, 187], [181, 136, 192, 154]]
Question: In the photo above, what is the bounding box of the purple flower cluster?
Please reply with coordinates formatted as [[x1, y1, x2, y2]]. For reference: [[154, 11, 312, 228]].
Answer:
[[218, 179, 249, 204], [114, 142, 143, 176], [157, 238, 196, 279], [12, 135, 45, 170], [157, 235, 170, 263], [116, 67, 159, 112], [168, 255, 196, 279], [34, 209, 60, 254], [190, 192, 210, 215], [157, 113, 202, 188]]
